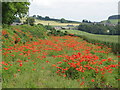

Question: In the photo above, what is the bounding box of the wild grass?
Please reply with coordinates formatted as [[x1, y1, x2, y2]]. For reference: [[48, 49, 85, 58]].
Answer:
[[61, 30, 119, 44], [1, 25, 119, 88], [61, 30, 120, 54]]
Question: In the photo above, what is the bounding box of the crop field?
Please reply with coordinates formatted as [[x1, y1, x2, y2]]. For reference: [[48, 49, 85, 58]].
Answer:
[[35, 19, 80, 26], [1, 25, 120, 88]]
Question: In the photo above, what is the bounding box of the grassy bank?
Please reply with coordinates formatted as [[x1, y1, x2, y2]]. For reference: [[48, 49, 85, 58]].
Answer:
[[61, 30, 119, 54], [2, 25, 48, 48], [1, 25, 119, 88]]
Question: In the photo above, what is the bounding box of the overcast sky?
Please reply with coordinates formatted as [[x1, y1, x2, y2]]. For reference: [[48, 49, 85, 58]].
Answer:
[[29, 0, 119, 22]]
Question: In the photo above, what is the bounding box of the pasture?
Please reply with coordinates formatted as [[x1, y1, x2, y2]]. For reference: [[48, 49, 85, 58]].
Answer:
[[61, 30, 119, 44], [35, 19, 80, 26]]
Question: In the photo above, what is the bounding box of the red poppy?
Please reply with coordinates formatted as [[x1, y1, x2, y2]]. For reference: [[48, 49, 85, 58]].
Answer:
[[19, 63, 22, 67], [91, 79, 95, 82], [80, 81, 84, 85], [63, 74, 66, 77], [18, 69, 20, 71], [4, 67, 8, 70], [46, 61, 49, 63], [32, 68, 36, 71], [33, 63, 36, 65], [11, 54, 15, 57], [52, 64, 56, 67], [42, 67, 44, 69], [82, 77, 84, 79]]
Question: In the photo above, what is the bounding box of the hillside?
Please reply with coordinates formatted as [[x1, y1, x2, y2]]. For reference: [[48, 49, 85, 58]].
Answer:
[[20, 17, 80, 26], [101, 15, 120, 24], [60, 29, 120, 54], [108, 15, 120, 20], [101, 19, 120, 25], [34, 19, 80, 26], [2, 25, 119, 88]]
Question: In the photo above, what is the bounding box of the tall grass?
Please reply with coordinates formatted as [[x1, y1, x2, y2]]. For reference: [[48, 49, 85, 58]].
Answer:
[[2, 25, 48, 48], [1, 25, 119, 88]]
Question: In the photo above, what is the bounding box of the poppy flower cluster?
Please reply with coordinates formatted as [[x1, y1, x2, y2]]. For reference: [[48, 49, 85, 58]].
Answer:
[[1, 29, 119, 88]]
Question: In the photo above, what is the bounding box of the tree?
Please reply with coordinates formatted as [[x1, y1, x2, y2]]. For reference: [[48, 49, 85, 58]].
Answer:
[[61, 18, 67, 23], [106, 20, 111, 24], [33, 15, 36, 18], [25, 17, 35, 26], [37, 15, 42, 19], [2, 2, 30, 25], [82, 19, 89, 23], [45, 16, 50, 20]]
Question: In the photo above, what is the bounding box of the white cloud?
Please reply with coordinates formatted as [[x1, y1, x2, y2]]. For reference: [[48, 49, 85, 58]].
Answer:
[[30, 0, 119, 5], [29, 0, 119, 22]]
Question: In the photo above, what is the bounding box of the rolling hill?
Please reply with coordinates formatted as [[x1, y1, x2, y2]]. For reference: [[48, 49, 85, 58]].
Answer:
[[101, 15, 120, 24]]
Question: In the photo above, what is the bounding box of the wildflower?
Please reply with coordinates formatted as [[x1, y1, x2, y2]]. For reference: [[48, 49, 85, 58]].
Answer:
[[52, 64, 56, 67], [4, 63, 8, 66], [46, 61, 49, 63], [18, 69, 20, 71], [63, 74, 66, 77], [63, 59, 67, 62], [117, 56, 120, 58], [11, 54, 15, 57], [42, 67, 44, 69], [80, 81, 84, 85], [28, 57, 31, 59], [19, 53, 23, 55], [57, 61, 62, 64], [91, 79, 95, 82], [32, 68, 36, 71], [19, 63, 22, 67], [13, 74, 17, 77], [4, 67, 8, 70], [33, 63, 36, 65], [82, 77, 84, 79]]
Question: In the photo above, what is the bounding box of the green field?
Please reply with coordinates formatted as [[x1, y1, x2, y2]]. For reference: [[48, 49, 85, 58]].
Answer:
[[101, 19, 120, 24], [60, 29, 120, 54], [61, 30, 119, 44]]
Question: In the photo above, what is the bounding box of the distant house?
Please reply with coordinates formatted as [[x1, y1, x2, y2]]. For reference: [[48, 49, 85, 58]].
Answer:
[[103, 23, 117, 26], [67, 25, 74, 27], [54, 25, 78, 30], [11, 22, 23, 26], [54, 26, 62, 30], [61, 27, 70, 30]]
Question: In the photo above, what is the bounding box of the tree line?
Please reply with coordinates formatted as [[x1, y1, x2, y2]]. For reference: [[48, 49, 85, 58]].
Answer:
[[33, 15, 80, 23], [78, 24, 120, 35]]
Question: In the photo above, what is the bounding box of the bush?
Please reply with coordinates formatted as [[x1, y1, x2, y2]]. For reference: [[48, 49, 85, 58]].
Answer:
[[47, 29, 68, 36], [2, 25, 48, 48]]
